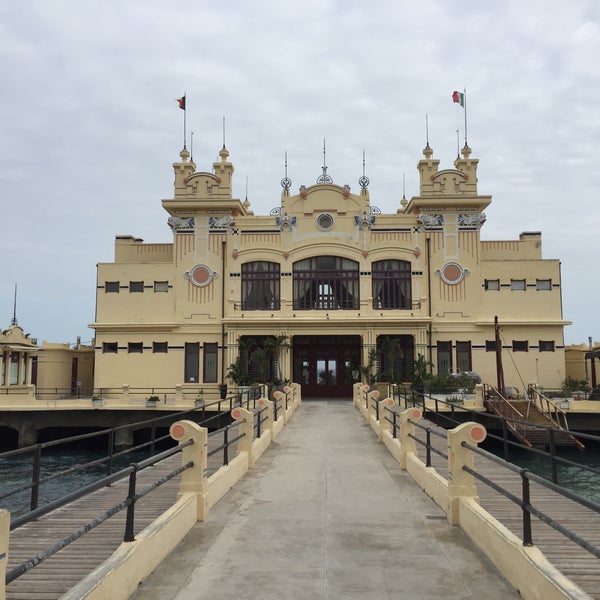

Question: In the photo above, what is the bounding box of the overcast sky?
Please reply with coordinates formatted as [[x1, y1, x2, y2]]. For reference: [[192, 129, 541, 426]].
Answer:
[[1, 0, 598, 347]]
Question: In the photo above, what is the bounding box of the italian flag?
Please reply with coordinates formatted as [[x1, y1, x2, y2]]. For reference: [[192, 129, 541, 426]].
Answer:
[[452, 91, 465, 107]]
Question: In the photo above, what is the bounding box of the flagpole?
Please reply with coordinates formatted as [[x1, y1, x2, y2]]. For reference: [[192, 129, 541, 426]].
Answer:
[[463, 87, 468, 146], [183, 93, 187, 149]]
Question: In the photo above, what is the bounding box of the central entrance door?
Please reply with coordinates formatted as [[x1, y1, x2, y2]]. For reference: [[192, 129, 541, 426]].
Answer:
[[293, 335, 361, 398]]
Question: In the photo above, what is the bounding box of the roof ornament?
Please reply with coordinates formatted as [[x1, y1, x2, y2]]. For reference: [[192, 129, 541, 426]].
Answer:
[[281, 151, 292, 191], [316, 138, 333, 183], [359, 150, 370, 190], [10, 283, 18, 326]]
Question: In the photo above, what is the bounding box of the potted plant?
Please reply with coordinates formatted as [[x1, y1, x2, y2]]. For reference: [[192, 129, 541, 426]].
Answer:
[[91, 394, 103, 406], [145, 395, 160, 407]]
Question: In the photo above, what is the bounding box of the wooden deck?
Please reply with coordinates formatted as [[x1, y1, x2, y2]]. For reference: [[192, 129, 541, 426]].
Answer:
[[5, 413, 600, 600]]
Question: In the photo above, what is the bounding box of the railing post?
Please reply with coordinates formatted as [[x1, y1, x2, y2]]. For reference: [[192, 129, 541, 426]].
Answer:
[[30, 445, 41, 512], [399, 407, 423, 469], [230, 407, 255, 467], [169, 420, 208, 521], [447, 422, 487, 525], [549, 429, 558, 484], [256, 398, 274, 439], [378, 397, 395, 438], [0, 509, 9, 600], [123, 466, 138, 542], [521, 469, 533, 546]]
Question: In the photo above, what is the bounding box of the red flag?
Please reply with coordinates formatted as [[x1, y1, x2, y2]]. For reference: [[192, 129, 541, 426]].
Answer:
[[452, 91, 465, 107], [177, 96, 186, 110]]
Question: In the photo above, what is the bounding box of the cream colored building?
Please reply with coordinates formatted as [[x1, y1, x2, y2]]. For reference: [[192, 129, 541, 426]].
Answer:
[[91, 142, 569, 399], [1, 323, 94, 401]]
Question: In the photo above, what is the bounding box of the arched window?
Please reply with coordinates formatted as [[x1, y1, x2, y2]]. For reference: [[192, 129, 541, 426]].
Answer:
[[372, 260, 412, 309], [293, 256, 359, 310], [241, 261, 280, 310]]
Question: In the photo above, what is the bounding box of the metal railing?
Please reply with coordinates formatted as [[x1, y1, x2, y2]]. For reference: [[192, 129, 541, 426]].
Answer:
[[0, 390, 261, 519], [383, 405, 600, 565], [4, 414, 249, 588], [385, 385, 600, 489], [463, 442, 600, 558]]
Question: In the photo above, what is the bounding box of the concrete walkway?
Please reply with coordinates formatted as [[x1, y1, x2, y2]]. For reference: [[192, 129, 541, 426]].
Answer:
[[132, 401, 518, 599]]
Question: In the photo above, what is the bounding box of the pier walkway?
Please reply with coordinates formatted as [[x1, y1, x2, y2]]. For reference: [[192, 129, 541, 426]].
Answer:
[[131, 401, 518, 600]]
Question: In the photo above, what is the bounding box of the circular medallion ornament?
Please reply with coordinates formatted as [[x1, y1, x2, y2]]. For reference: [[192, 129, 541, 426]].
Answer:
[[438, 262, 468, 285], [185, 264, 216, 287], [316, 213, 334, 231]]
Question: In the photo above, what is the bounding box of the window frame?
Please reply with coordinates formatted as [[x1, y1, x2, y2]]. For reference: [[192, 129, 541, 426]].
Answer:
[[105, 281, 120, 293], [129, 281, 144, 293], [102, 342, 118, 353], [153, 342, 168, 353], [484, 279, 500, 291], [539, 340, 555, 352], [372, 259, 412, 310], [203, 342, 218, 383], [536, 279, 552, 291], [512, 340, 529, 352], [241, 261, 281, 310], [293, 256, 359, 310], [510, 279, 526, 291], [128, 342, 143, 353], [485, 340, 497, 352], [154, 281, 169, 293]]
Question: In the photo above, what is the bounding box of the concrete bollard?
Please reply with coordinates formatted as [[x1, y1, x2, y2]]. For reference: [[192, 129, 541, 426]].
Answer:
[[231, 406, 255, 467], [447, 422, 487, 525], [399, 407, 423, 469], [378, 397, 396, 439], [169, 420, 208, 521]]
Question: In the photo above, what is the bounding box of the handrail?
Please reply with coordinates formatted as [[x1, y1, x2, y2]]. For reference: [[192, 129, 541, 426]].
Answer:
[[6, 445, 195, 584], [527, 384, 570, 430], [388, 383, 596, 486], [462, 440, 600, 558]]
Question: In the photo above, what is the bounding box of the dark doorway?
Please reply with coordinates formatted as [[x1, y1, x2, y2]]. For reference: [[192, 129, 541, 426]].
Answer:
[[293, 335, 361, 398]]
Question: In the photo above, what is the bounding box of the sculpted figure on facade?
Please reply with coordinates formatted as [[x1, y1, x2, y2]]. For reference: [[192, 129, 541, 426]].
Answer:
[[167, 216, 195, 231], [208, 215, 234, 229], [417, 213, 444, 227], [458, 213, 486, 227]]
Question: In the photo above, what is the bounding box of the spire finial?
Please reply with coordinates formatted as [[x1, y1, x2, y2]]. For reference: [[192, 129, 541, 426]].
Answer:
[[317, 138, 333, 183], [281, 151, 292, 191], [11, 283, 18, 326], [426, 113, 429, 147], [359, 150, 369, 190], [190, 130, 194, 162]]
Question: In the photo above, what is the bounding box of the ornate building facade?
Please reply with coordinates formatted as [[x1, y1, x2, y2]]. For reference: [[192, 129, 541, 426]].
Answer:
[[91, 142, 569, 399]]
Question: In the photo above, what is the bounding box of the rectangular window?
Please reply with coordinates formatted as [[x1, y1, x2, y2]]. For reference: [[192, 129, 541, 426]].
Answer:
[[536, 279, 551, 291], [484, 279, 500, 291], [539, 340, 555, 352], [485, 340, 497, 352], [203, 343, 218, 383], [105, 281, 120, 293], [129, 281, 144, 293], [512, 340, 528, 352], [128, 342, 143, 353], [456, 341, 472, 372], [241, 261, 281, 310], [154, 281, 169, 292], [184, 342, 200, 383], [437, 341, 452, 374], [510, 279, 526, 291], [103, 342, 118, 353], [153, 342, 168, 353]]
